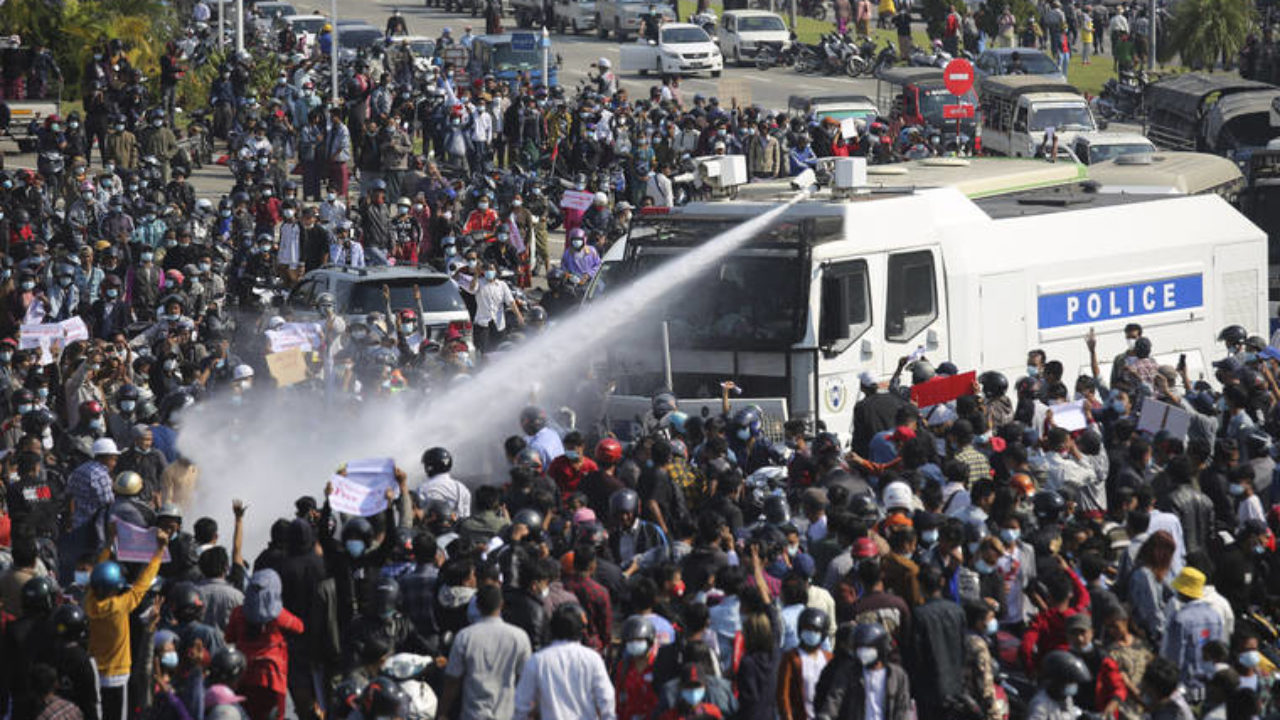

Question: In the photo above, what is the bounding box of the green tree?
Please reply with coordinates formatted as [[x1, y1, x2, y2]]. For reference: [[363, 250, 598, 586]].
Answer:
[[1161, 0, 1254, 67]]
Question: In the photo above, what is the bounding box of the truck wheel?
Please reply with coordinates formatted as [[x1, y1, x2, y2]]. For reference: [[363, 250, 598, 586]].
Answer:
[[573, 19, 582, 34], [598, 17, 608, 38], [711, 70, 721, 77], [732, 46, 741, 65]]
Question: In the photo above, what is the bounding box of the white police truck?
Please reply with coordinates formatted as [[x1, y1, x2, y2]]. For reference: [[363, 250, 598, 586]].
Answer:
[[597, 165, 1266, 442]]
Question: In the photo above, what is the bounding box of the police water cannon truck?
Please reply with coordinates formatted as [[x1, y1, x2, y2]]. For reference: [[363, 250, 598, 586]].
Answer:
[[597, 158, 1266, 443]]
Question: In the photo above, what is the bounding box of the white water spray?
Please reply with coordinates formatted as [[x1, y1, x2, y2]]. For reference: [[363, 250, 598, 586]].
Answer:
[[179, 195, 805, 554]]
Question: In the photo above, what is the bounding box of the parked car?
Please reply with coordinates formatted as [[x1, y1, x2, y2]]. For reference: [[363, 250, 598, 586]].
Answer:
[[1070, 132, 1156, 165], [974, 47, 1064, 82], [554, 0, 598, 34], [337, 25, 386, 63], [619, 22, 723, 77], [718, 10, 789, 65]]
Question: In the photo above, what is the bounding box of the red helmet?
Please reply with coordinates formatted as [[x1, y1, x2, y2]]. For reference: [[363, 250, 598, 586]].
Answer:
[[397, 308, 417, 322], [595, 438, 623, 464], [81, 400, 104, 416]]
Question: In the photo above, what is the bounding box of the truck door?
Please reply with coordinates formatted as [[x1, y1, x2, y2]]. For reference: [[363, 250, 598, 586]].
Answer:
[[881, 247, 947, 374], [1012, 104, 1030, 156], [817, 258, 874, 437]]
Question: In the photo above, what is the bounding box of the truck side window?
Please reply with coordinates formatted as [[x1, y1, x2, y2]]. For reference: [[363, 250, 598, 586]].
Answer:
[[1014, 106, 1028, 132], [819, 260, 870, 353], [290, 279, 318, 310], [885, 251, 936, 342]]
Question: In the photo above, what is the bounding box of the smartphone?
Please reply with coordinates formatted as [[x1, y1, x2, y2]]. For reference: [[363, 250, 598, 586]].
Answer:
[[1178, 353, 1187, 370]]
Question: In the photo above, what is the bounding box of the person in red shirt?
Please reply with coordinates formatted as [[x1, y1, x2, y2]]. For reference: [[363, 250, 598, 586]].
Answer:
[[1020, 555, 1091, 673], [547, 431, 599, 502], [656, 663, 723, 720], [225, 569, 305, 720], [616, 616, 661, 720], [462, 197, 499, 234]]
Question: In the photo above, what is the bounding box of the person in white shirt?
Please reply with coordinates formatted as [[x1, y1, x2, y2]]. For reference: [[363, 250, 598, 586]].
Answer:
[[276, 206, 302, 285], [319, 188, 347, 228], [415, 446, 471, 518], [471, 102, 494, 171], [513, 604, 616, 720], [1231, 467, 1266, 526], [466, 261, 523, 354], [328, 222, 365, 267], [643, 167, 673, 207]]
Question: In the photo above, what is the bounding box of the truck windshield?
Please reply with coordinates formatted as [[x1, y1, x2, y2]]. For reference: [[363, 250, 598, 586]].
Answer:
[[1088, 142, 1154, 164], [622, 216, 833, 350], [920, 88, 977, 120], [1030, 104, 1095, 131], [1000, 52, 1057, 75], [491, 44, 542, 70], [663, 27, 711, 43], [348, 278, 466, 315]]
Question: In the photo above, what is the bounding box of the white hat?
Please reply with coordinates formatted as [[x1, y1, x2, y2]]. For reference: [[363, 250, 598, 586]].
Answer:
[[858, 370, 878, 388], [593, 191, 608, 205], [92, 438, 121, 456], [925, 404, 957, 427], [598, 57, 611, 68], [267, 316, 286, 330], [233, 364, 255, 380], [882, 481, 914, 511]]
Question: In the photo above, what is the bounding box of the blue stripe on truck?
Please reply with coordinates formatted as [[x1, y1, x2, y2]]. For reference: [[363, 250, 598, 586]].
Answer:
[[1037, 274, 1204, 329]]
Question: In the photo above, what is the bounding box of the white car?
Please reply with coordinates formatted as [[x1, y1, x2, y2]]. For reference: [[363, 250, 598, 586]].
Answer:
[[619, 23, 723, 77], [283, 14, 329, 54], [718, 10, 789, 66]]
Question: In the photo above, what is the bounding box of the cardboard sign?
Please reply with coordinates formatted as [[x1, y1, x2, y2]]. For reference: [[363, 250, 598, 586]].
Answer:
[[560, 189, 594, 211], [267, 322, 323, 353], [60, 317, 89, 342], [265, 348, 308, 387], [910, 370, 976, 408], [115, 520, 172, 563], [1137, 397, 1191, 441], [840, 117, 857, 139], [328, 457, 398, 517], [1049, 400, 1088, 432]]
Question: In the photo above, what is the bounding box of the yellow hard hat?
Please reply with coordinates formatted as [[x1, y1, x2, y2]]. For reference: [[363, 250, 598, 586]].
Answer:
[[323, 23, 332, 31]]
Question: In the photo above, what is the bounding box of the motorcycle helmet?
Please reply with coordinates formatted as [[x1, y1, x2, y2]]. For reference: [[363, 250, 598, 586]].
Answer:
[[595, 438, 623, 465], [422, 446, 453, 476], [609, 488, 640, 518], [51, 603, 89, 643], [21, 576, 58, 616]]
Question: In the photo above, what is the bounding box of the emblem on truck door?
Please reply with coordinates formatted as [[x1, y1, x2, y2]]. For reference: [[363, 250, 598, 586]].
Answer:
[[1036, 274, 1204, 329], [823, 377, 848, 413]]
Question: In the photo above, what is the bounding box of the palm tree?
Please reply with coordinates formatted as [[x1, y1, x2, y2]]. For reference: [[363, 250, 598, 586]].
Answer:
[[1162, 0, 1254, 68]]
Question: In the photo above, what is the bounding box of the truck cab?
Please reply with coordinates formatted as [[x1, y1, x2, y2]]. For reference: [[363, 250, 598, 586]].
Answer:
[[875, 67, 978, 149], [718, 10, 790, 65], [1070, 132, 1156, 165], [596, 0, 675, 41], [788, 94, 880, 126], [979, 76, 1100, 157], [470, 33, 558, 89]]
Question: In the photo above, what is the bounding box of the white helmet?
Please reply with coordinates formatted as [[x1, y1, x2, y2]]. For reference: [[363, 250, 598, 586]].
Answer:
[[267, 315, 286, 330], [593, 191, 608, 206], [598, 57, 611, 69], [233, 364, 255, 380], [195, 198, 214, 213], [882, 481, 915, 511]]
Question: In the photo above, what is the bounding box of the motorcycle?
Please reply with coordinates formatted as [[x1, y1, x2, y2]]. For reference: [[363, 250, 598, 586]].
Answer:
[[689, 9, 717, 35], [754, 38, 801, 70], [1092, 69, 1147, 122], [870, 40, 897, 74], [797, 0, 828, 20]]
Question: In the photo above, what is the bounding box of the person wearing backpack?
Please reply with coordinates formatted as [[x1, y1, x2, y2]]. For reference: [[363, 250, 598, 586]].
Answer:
[[225, 569, 304, 720]]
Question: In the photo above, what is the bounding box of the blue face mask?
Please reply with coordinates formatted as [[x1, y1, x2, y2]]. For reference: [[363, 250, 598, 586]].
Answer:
[[141, 252, 154, 263], [120, 400, 136, 413], [484, 270, 497, 281], [1000, 528, 1020, 544], [1026, 366, 1039, 378], [975, 559, 995, 574], [74, 570, 91, 587], [0, 351, 11, 364], [345, 539, 366, 557], [161, 650, 179, 669], [565, 450, 580, 461], [985, 618, 999, 636], [921, 530, 938, 545], [680, 688, 706, 707], [737, 427, 751, 441], [800, 629, 824, 648], [106, 288, 119, 299]]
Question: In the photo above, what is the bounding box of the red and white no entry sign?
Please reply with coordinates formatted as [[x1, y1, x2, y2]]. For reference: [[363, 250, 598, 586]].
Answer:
[[944, 58, 975, 96]]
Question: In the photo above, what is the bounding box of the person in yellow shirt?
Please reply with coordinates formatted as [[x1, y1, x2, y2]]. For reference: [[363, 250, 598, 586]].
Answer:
[[86, 524, 170, 720], [1080, 12, 1094, 64], [878, 0, 896, 29]]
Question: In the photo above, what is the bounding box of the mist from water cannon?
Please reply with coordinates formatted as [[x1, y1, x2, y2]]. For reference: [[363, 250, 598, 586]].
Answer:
[[178, 193, 807, 555]]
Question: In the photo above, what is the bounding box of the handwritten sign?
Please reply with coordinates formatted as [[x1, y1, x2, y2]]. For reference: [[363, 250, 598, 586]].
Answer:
[[61, 317, 89, 342], [560, 190, 594, 212], [19, 317, 96, 364], [265, 348, 308, 387], [1049, 400, 1088, 432], [266, 322, 323, 353], [329, 457, 398, 517], [840, 117, 857, 139], [115, 520, 172, 563]]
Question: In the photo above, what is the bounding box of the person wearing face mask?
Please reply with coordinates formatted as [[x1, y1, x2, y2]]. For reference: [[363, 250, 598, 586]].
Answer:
[[138, 110, 178, 184], [961, 602, 1005, 720], [104, 116, 139, 172], [465, 261, 523, 355], [47, 265, 83, 321], [776, 608, 832, 720], [614, 616, 660, 720], [1138, 656, 1196, 720], [1021, 649, 1092, 720], [88, 274, 133, 340], [813, 622, 910, 720], [560, 228, 602, 282], [1163, 566, 1225, 696]]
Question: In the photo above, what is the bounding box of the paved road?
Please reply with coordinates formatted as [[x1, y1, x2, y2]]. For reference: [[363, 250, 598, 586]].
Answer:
[[334, 0, 880, 109]]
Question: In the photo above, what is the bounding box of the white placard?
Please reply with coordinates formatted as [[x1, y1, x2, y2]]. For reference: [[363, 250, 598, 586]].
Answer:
[[1049, 400, 1088, 432], [560, 190, 594, 211], [115, 520, 172, 563], [1137, 397, 1191, 441]]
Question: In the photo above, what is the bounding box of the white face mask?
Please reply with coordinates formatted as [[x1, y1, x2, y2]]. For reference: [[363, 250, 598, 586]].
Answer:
[[1062, 683, 1078, 697], [625, 639, 649, 657], [856, 647, 878, 666]]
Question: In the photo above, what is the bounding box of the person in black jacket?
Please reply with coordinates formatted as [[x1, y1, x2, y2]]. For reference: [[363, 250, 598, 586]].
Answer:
[[502, 558, 550, 650], [851, 371, 907, 457], [908, 564, 966, 719]]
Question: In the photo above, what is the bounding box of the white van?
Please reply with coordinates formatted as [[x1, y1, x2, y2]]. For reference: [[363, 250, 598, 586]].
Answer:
[[979, 76, 1100, 158], [600, 184, 1265, 442]]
